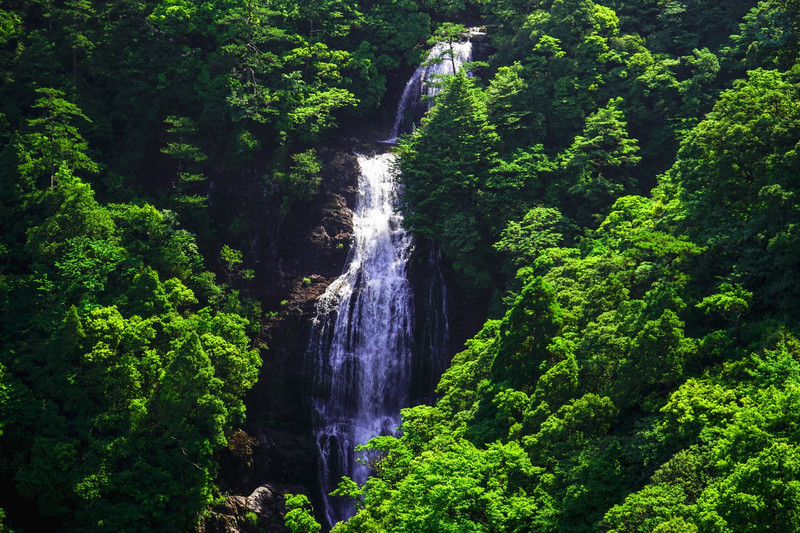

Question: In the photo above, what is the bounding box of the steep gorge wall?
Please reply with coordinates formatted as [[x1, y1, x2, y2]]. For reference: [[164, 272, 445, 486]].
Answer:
[[204, 142, 485, 531], [205, 34, 493, 529], [198, 146, 360, 531]]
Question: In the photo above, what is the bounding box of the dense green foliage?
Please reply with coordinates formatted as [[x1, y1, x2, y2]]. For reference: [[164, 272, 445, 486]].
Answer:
[[3, 0, 800, 530], [332, 0, 800, 532], [0, 0, 470, 528], [0, 164, 263, 529]]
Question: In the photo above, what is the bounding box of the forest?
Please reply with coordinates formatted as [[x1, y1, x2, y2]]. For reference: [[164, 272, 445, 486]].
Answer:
[[1, 0, 799, 531]]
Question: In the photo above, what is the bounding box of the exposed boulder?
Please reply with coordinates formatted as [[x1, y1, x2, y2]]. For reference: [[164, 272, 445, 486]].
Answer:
[[198, 483, 312, 533]]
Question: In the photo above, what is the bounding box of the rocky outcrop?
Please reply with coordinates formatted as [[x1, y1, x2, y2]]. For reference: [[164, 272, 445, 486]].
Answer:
[[245, 146, 359, 426], [207, 146, 360, 529], [199, 483, 312, 533]]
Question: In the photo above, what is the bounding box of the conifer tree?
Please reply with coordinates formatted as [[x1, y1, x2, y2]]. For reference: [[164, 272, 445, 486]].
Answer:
[[16, 88, 97, 191], [398, 70, 499, 286], [560, 97, 641, 222]]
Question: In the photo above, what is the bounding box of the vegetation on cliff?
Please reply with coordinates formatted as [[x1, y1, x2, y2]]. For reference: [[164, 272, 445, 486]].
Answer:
[[0, 0, 441, 529], [334, 0, 800, 531], [1, 0, 800, 530]]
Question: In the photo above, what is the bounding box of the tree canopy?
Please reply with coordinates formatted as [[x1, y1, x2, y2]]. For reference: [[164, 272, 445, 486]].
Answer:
[[3, 0, 800, 531]]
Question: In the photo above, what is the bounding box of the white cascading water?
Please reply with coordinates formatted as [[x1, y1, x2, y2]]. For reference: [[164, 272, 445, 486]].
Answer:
[[384, 40, 473, 143], [309, 151, 413, 526], [309, 39, 471, 528]]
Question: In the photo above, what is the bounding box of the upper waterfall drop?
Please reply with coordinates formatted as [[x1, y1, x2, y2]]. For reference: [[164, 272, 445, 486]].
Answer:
[[383, 39, 473, 143]]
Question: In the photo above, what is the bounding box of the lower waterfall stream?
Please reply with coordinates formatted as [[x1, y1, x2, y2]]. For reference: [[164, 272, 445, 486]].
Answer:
[[307, 38, 473, 527], [309, 151, 414, 526]]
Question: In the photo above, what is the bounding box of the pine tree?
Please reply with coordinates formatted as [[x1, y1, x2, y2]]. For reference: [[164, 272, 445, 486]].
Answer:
[[397, 71, 499, 286], [16, 88, 97, 191], [560, 97, 641, 222]]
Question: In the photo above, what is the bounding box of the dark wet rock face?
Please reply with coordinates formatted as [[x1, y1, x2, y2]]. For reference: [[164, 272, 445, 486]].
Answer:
[[205, 147, 360, 530]]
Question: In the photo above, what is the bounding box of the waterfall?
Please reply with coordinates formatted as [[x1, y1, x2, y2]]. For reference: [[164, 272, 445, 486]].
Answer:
[[416, 248, 450, 402], [309, 151, 414, 526], [383, 40, 473, 143], [308, 39, 470, 528]]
